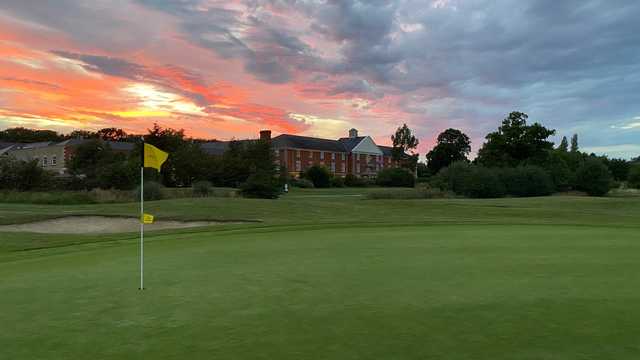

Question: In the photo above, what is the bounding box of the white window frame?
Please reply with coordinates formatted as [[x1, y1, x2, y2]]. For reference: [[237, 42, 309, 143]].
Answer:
[[42, 156, 48, 167], [52, 155, 57, 166], [341, 153, 346, 161], [332, 153, 336, 160], [320, 151, 324, 160]]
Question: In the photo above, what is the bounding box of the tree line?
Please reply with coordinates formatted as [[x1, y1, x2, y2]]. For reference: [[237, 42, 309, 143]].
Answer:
[[1, 113, 639, 198]]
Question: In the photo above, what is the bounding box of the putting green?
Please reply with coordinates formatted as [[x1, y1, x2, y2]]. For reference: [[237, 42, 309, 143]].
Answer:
[[2, 224, 639, 359]]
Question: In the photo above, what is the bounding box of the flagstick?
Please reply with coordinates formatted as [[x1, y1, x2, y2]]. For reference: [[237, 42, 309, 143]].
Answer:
[[140, 161, 144, 290]]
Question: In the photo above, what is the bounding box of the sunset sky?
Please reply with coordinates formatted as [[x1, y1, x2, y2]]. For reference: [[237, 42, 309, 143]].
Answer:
[[1, 0, 639, 157]]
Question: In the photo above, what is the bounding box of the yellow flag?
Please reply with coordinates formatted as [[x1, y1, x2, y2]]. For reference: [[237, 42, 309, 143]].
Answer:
[[144, 143, 169, 171], [142, 213, 154, 224]]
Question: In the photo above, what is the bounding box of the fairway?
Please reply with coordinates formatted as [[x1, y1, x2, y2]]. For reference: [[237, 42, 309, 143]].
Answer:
[[1, 194, 640, 359]]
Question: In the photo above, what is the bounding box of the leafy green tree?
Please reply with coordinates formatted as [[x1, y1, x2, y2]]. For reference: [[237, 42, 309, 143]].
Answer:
[[375, 168, 415, 187], [239, 139, 280, 198], [500, 166, 554, 197], [416, 162, 429, 178], [425, 128, 471, 174], [575, 157, 612, 196], [543, 151, 572, 191], [304, 165, 332, 188], [628, 164, 640, 189], [391, 124, 419, 171], [558, 136, 569, 152], [601, 158, 630, 181], [570, 134, 579, 153], [476, 112, 556, 167], [0, 127, 63, 142], [97, 128, 128, 141]]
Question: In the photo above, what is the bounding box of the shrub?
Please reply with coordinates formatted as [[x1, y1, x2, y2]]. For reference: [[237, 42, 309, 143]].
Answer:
[[344, 174, 368, 187], [430, 161, 473, 194], [542, 151, 572, 191], [375, 167, 415, 187], [575, 158, 612, 196], [331, 176, 345, 188], [292, 178, 314, 188], [366, 185, 453, 200], [136, 181, 164, 201], [240, 172, 280, 199], [192, 180, 212, 197], [500, 166, 554, 197], [431, 162, 504, 198], [304, 165, 332, 188], [629, 165, 640, 189], [463, 166, 505, 198]]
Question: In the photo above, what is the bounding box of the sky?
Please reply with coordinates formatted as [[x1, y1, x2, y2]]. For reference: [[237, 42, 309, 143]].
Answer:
[[0, 0, 639, 158]]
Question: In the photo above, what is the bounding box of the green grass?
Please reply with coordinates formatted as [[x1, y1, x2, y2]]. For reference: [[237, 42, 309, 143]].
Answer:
[[1, 191, 640, 359]]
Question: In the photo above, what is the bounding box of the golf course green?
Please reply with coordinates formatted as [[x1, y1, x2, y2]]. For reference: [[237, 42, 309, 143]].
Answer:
[[1, 190, 639, 359]]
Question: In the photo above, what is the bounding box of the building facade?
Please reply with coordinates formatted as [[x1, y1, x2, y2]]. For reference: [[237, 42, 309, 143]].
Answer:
[[269, 128, 397, 178], [1, 139, 134, 175]]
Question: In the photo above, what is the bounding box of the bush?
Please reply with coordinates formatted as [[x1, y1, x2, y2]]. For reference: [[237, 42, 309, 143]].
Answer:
[[292, 178, 314, 188], [575, 158, 612, 196], [366, 185, 453, 200], [375, 167, 415, 187], [192, 180, 212, 197], [432, 163, 504, 198], [542, 151, 572, 192], [464, 166, 505, 198], [331, 176, 345, 188], [430, 161, 473, 194], [629, 165, 640, 189], [304, 165, 332, 188], [344, 174, 368, 187], [500, 166, 554, 197], [136, 181, 164, 201], [240, 172, 280, 199]]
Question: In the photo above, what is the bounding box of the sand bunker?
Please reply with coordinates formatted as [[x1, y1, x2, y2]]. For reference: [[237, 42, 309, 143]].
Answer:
[[0, 216, 237, 234]]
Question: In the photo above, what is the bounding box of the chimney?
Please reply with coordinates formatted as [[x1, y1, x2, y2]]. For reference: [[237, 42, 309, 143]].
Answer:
[[260, 130, 271, 141], [349, 128, 358, 138]]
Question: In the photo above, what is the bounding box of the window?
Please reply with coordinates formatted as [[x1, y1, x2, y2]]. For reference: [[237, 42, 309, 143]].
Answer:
[[42, 156, 48, 167], [320, 151, 324, 160], [341, 153, 346, 161], [341, 163, 346, 173], [52, 155, 57, 166], [295, 150, 300, 159], [295, 160, 301, 171], [332, 153, 336, 160], [331, 163, 336, 172]]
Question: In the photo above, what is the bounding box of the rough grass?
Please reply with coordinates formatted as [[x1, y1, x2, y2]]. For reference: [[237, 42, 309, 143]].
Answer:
[[1, 191, 640, 359], [0, 187, 238, 205]]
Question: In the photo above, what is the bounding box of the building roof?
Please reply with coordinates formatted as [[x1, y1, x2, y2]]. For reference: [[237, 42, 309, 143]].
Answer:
[[200, 141, 229, 156], [13, 141, 53, 150], [378, 145, 394, 156], [337, 136, 365, 152], [105, 141, 135, 151], [272, 134, 348, 152]]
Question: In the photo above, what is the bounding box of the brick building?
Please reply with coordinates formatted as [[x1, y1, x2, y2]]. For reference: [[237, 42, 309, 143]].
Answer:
[[268, 128, 397, 178]]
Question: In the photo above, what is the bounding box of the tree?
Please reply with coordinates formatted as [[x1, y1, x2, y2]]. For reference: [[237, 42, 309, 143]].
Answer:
[[391, 124, 419, 171], [375, 168, 415, 187], [68, 130, 98, 139], [69, 140, 135, 189], [628, 164, 640, 189], [97, 128, 128, 141], [570, 134, 579, 153], [425, 128, 471, 174], [558, 136, 569, 152], [0, 127, 63, 143], [304, 165, 332, 188], [239, 139, 280, 198], [602, 158, 630, 182], [575, 157, 612, 196], [476, 111, 556, 167]]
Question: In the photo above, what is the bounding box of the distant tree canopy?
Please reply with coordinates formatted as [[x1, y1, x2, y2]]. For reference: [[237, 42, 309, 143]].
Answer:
[[425, 128, 471, 175], [391, 123, 419, 171], [558, 136, 569, 152], [0, 127, 63, 143], [476, 112, 556, 167]]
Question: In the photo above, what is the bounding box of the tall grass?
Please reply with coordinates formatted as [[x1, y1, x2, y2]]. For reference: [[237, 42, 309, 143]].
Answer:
[[0, 186, 239, 205]]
